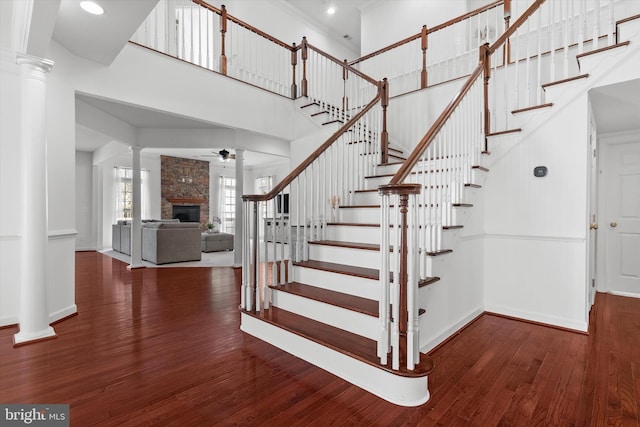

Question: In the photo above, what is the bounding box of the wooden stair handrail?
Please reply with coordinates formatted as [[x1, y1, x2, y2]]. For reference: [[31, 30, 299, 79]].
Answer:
[[349, 0, 504, 66], [387, 64, 484, 185], [244, 89, 383, 203], [306, 42, 379, 86], [388, 0, 545, 185], [192, 0, 296, 50]]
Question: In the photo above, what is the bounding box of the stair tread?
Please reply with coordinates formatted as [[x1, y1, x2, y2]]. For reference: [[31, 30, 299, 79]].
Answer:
[[309, 240, 380, 251], [242, 306, 434, 376], [365, 164, 488, 180], [355, 183, 478, 193], [326, 222, 379, 227], [271, 282, 378, 317], [294, 259, 379, 280], [294, 259, 445, 279], [338, 203, 473, 209], [541, 73, 589, 89]]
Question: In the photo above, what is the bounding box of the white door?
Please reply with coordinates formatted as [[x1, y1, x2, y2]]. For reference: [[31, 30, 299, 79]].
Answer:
[[605, 141, 640, 296]]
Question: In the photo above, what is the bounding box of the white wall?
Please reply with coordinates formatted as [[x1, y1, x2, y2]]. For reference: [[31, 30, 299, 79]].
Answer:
[[360, 1, 471, 55], [481, 90, 590, 331], [0, 48, 22, 326]]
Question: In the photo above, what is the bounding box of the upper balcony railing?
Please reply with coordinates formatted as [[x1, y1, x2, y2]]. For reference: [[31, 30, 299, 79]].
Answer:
[[131, 0, 298, 98], [349, 1, 507, 97]]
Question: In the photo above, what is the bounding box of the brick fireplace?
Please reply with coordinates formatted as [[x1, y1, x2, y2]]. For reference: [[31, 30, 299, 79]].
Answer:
[[161, 155, 209, 229]]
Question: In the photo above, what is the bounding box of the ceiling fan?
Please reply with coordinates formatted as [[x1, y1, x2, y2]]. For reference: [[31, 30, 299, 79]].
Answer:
[[218, 149, 236, 162]]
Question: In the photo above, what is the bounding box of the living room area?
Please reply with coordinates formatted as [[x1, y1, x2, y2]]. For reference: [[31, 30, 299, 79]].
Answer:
[[74, 94, 292, 267]]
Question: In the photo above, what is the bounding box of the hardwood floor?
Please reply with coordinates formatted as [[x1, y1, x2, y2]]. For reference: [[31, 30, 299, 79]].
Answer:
[[1, 251, 638, 426]]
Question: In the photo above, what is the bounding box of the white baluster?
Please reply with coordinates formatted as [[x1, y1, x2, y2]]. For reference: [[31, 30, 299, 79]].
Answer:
[[379, 194, 391, 365], [392, 196, 401, 371], [407, 193, 419, 370]]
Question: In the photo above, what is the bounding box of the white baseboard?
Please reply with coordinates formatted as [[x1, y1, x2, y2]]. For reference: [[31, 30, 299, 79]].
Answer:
[[608, 290, 640, 299], [420, 307, 484, 354], [49, 304, 78, 324], [0, 316, 18, 328], [485, 304, 588, 332]]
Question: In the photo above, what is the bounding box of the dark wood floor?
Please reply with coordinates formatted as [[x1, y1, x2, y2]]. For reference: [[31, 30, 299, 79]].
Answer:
[[1, 252, 638, 426]]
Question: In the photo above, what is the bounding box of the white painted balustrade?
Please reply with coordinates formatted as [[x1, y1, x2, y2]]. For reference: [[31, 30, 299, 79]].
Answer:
[[241, 55, 383, 313], [487, 0, 637, 133]]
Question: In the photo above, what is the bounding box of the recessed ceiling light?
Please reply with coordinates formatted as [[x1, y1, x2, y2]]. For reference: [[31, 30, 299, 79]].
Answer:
[[327, 6, 336, 15], [80, 1, 105, 15]]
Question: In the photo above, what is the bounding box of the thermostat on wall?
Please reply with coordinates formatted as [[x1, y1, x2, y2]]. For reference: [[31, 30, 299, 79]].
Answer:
[[533, 166, 548, 177]]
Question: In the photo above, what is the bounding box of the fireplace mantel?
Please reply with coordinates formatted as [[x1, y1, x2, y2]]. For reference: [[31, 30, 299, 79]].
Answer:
[[167, 198, 206, 205]]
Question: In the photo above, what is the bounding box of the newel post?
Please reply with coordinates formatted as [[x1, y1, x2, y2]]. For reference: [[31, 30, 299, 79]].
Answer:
[[380, 78, 389, 165], [220, 5, 228, 75], [503, 0, 512, 65], [379, 183, 421, 370], [420, 25, 428, 88], [301, 37, 308, 97], [242, 195, 261, 311], [291, 43, 298, 99], [480, 43, 491, 152]]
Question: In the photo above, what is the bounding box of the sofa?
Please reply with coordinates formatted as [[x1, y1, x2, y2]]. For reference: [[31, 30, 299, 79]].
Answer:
[[112, 219, 201, 264], [141, 222, 202, 264]]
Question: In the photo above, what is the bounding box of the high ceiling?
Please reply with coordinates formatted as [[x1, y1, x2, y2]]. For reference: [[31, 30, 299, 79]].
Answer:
[[284, 0, 374, 53]]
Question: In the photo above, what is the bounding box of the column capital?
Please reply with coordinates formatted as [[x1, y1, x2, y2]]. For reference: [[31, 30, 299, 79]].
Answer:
[[16, 53, 54, 73], [129, 145, 144, 152]]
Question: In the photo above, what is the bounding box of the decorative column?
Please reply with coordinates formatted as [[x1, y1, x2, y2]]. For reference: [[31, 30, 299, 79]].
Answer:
[[14, 53, 56, 346], [128, 146, 144, 269], [233, 149, 244, 268]]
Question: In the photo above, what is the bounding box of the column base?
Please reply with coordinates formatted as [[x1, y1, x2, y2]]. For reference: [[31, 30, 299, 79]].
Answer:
[[13, 326, 57, 347], [127, 264, 146, 270]]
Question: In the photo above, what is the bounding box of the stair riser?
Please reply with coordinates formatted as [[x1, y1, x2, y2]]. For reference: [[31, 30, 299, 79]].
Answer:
[[373, 163, 402, 175], [294, 266, 378, 299], [271, 289, 379, 340], [364, 169, 485, 190], [349, 188, 469, 205], [337, 207, 381, 223], [326, 225, 393, 245], [309, 245, 385, 270], [325, 225, 458, 249]]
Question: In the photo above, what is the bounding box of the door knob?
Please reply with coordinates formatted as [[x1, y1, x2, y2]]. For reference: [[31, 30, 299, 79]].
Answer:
[[610, 222, 617, 228], [589, 223, 598, 230]]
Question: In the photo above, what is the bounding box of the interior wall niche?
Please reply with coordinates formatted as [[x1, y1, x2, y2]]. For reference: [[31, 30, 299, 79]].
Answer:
[[160, 155, 209, 228]]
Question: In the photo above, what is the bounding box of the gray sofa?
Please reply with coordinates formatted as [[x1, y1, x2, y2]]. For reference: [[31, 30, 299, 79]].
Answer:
[[141, 222, 202, 264], [112, 219, 201, 264]]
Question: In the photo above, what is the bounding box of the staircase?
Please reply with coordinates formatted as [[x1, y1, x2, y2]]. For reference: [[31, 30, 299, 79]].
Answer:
[[240, 3, 640, 406]]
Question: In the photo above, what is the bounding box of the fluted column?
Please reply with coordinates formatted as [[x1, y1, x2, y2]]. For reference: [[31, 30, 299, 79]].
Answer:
[[14, 53, 56, 345], [233, 149, 244, 268], [128, 146, 144, 269]]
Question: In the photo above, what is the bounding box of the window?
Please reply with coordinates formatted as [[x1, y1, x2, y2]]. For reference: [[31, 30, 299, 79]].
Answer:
[[115, 167, 133, 219], [256, 176, 273, 218], [114, 167, 149, 220], [219, 176, 236, 233]]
